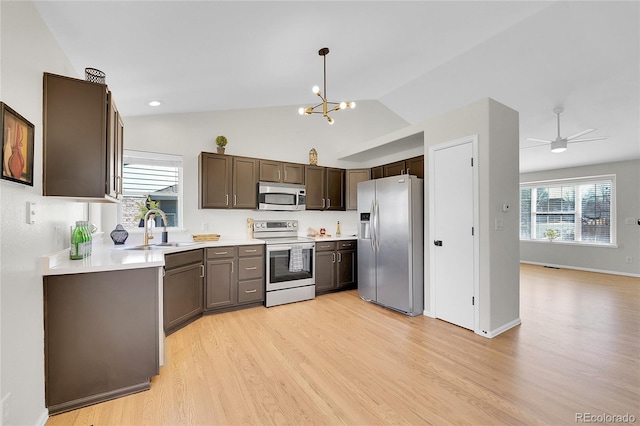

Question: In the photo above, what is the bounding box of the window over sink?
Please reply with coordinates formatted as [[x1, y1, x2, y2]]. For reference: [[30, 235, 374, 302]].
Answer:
[[118, 150, 183, 229]]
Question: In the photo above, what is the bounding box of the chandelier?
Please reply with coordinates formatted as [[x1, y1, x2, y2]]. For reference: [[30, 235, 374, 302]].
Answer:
[[298, 47, 356, 125]]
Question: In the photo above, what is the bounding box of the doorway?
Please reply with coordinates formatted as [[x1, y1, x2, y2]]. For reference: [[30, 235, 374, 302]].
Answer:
[[429, 135, 478, 331]]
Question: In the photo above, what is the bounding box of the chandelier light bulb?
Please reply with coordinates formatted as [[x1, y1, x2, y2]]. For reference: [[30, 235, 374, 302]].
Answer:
[[312, 85, 320, 95], [298, 107, 305, 115], [327, 116, 334, 125], [339, 102, 347, 109], [350, 101, 356, 109]]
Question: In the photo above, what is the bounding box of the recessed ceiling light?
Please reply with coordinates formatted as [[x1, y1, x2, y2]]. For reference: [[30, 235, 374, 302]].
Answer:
[[148, 100, 162, 107]]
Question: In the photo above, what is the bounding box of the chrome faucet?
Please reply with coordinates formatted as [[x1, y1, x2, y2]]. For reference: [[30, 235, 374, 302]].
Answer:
[[143, 208, 168, 246]]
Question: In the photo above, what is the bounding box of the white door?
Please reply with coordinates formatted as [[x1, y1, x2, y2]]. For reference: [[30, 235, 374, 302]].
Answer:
[[431, 140, 475, 330]]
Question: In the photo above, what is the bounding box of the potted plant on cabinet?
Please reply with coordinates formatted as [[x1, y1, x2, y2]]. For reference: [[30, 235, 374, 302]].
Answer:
[[215, 135, 228, 154]]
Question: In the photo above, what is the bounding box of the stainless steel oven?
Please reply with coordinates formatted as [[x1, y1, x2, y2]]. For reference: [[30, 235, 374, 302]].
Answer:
[[254, 220, 315, 307]]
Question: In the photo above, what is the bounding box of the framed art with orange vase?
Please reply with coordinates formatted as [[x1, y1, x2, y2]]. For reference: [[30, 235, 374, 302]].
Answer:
[[1, 102, 34, 186]]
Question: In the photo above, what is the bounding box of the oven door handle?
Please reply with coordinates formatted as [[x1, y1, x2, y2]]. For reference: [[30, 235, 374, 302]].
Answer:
[[266, 244, 314, 253]]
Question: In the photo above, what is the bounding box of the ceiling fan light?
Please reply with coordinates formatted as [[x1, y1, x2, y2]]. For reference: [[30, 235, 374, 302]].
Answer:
[[550, 139, 567, 153]]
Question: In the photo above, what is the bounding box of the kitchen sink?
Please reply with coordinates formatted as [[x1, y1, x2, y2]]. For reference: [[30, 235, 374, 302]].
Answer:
[[121, 242, 199, 250]]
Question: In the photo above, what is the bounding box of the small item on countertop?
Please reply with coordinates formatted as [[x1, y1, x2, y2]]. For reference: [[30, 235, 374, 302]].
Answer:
[[336, 221, 341, 237], [319, 227, 326, 236], [110, 224, 129, 245], [192, 233, 220, 242], [70, 222, 84, 260], [247, 218, 254, 239], [307, 227, 318, 237]]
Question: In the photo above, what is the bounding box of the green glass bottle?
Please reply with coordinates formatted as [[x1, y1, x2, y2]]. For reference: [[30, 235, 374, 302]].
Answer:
[[70, 221, 84, 260]]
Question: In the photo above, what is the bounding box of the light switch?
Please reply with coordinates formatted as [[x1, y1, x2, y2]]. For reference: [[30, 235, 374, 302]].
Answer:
[[27, 202, 36, 224], [494, 218, 504, 231]]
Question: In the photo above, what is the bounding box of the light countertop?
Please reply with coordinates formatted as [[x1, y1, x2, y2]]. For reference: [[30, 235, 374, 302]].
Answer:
[[309, 235, 358, 242], [42, 238, 265, 276]]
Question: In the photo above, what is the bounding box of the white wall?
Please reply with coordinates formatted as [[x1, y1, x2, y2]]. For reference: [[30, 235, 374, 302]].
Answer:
[[0, 2, 87, 424], [120, 101, 410, 239], [416, 98, 520, 336], [520, 159, 640, 276]]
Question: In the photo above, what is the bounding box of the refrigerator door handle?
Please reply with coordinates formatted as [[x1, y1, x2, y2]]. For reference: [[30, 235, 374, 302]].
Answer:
[[370, 200, 376, 251], [375, 200, 381, 252]]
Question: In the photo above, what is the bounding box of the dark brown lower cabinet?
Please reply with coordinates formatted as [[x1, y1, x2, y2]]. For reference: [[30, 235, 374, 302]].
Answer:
[[315, 240, 357, 294], [205, 245, 265, 313], [164, 249, 204, 335], [44, 268, 159, 415]]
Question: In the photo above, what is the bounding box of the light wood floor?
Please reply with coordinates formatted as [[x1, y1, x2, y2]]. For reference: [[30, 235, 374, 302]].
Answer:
[[47, 264, 639, 425]]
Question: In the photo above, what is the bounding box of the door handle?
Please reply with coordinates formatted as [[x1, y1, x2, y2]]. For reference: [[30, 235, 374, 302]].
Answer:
[[434, 240, 443, 246], [200, 265, 205, 278], [332, 253, 336, 263]]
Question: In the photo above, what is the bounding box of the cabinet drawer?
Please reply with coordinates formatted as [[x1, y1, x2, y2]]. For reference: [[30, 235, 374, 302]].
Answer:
[[206, 246, 237, 259], [338, 240, 357, 250], [238, 257, 264, 280], [315, 241, 337, 251], [238, 279, 264, 304], [238, 245, 263, 257], [165, 249, 203, 269]]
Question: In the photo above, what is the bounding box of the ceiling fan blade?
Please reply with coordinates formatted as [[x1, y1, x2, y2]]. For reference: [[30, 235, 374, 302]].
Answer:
[[567, 137, 608, 143], [566, 128, 596, 140], [521, 143, 550, 149], [525, 138, 552, 143]]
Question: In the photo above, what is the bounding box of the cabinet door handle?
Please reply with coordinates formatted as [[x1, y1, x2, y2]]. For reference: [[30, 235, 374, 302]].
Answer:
[[200, 265, 205, 278], [338, 252, 342, 262], [284, 169, 287, 181], [332, 253, 336, 263], [231, 261, 234, 273], [244, 289, 257, 294], [327, 198, 331, 208], [278, 170, 281, 181], [245, 266, 257, 271], [234, 194, 237, 206], [225, 194, 229, 206], [244, 249, 257, 253], [321, 198, 325, 208], [320, 245, 331, 249], [407, 167, 410, 175], [215, 251, 228, 255]]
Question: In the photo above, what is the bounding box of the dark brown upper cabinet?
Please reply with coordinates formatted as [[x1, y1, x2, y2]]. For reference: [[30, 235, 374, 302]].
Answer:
[[305, 165, 345, 211], [346, 169, 371, 210], [259, 160, 304, 185], [372, 155, 424, 179], [198, 152, 257, 209], [43, 72, 123, 201]]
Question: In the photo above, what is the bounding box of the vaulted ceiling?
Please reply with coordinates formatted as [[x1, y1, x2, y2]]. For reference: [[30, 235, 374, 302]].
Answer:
[[33, 1, 639, 173]]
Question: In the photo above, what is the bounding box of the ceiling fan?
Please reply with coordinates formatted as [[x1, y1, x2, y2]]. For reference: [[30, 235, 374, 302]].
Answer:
[[525, 107, 607, 153]]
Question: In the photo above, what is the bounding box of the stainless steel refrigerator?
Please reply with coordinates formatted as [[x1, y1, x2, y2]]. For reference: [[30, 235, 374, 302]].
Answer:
[[357, 175, 424, 316]]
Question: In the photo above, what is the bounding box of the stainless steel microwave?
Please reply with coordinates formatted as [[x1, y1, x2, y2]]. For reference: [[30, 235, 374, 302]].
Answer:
[[257, 182, 306, 211]]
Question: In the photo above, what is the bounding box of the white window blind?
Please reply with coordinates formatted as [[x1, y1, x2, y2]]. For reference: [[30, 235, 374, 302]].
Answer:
[[520, 175, 615, 245]]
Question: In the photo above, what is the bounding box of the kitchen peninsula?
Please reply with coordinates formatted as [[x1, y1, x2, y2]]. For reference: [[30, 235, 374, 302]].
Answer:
[[41, 238, 263, 415]]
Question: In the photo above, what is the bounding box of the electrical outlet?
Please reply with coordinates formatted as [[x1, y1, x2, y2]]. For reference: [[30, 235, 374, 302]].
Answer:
[[625, 257, 633, 264], [2, 392, 11, 424]]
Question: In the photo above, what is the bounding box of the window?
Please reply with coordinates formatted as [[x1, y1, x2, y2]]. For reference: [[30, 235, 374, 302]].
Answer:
[[118, 150, 183, 229], [520, 175, 615, 245]]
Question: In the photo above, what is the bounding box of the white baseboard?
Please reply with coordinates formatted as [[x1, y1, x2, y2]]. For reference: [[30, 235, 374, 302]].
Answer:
[[35, 408, 48, 426], [520, 261, 640, 278], [476, 317, 521, 339], [422, 309, 435, 318]]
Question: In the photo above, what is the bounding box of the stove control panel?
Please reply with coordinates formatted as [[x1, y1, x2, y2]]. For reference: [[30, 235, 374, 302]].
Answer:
[[253, 220, 298, 234]]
